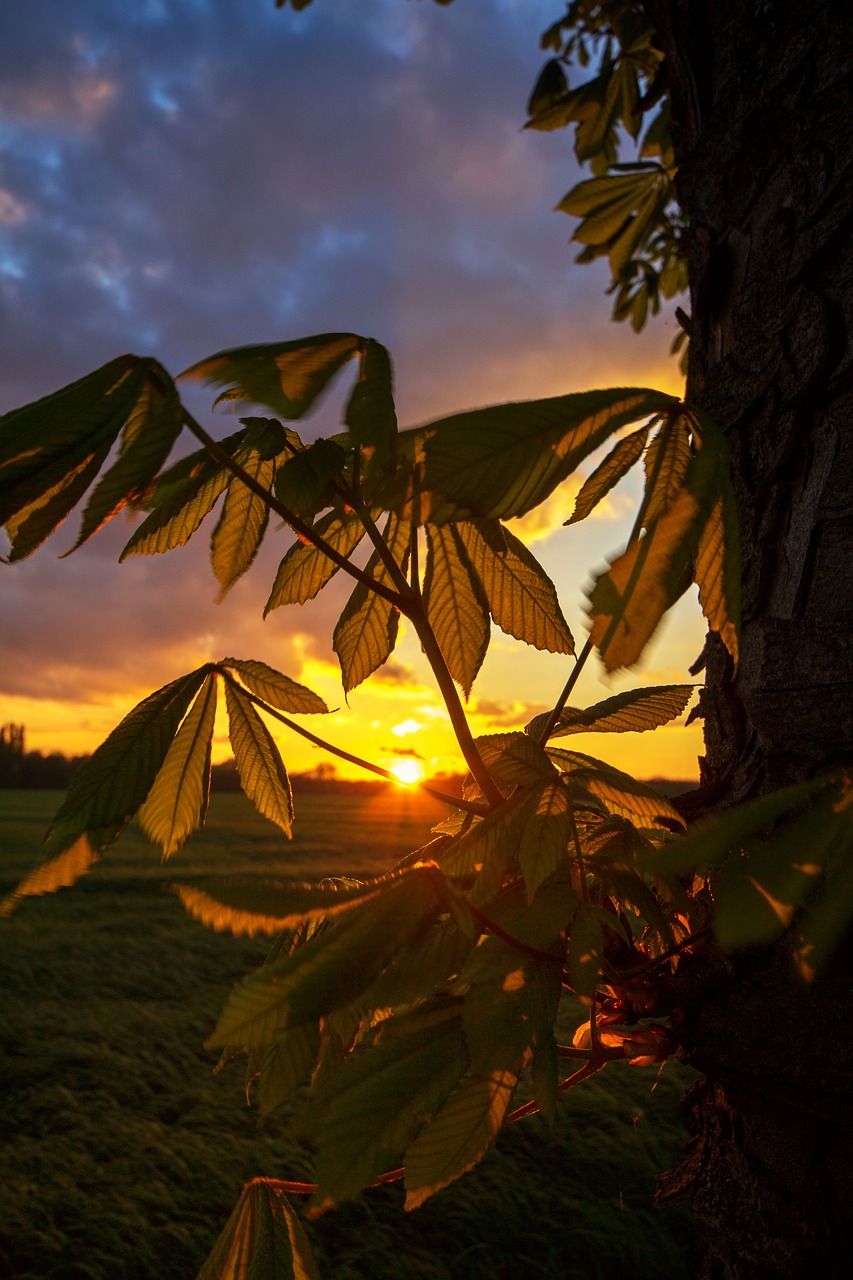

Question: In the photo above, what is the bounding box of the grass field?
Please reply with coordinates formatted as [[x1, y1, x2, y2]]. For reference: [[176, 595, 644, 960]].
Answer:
[[0, 789, 697, 1279]]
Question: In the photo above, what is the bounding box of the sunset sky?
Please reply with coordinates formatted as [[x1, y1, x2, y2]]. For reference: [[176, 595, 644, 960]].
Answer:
[[0, 0, 704, 786]]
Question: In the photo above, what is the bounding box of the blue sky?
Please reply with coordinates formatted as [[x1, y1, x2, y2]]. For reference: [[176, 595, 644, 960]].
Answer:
[[0, 0, 703, 779]]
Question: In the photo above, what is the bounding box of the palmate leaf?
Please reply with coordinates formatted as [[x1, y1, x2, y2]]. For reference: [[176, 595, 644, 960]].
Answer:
[[175, 870, 414, 937], [264, 508, 367, 612], [1, 668, 211, 914], [587, 419, 726, 671], [642, 413, 693, 526], [206, 865, 445, 1050], [221, 658, 328, 714], [224, 680, 293, 837], [566, 423, 650, 526], [345, 338, 397, 474], [119, 425, 250, 559], [474, 732, 556, 789], [137, 673, 217, 859], [440, 789, 538, 906], [0, 356, 184, 556], [3, 442, 113, 561], [396, 387, 677, 524], [210, 453, 274, 598], [526, 684, 694, 741], [306, 1020, 469, 1211], [403, 1069, 516, 1211], [549, 748, 685, 829], [423, 525, 491, 698], [333, 512, 409, 693], [196, 1179, 319, 1280], [180, 333, 361, 418], [252, 1024, 322, 1116], [274, 438, 348, 523], [455, 520, 574, 655], [518, 778, 574, 901]]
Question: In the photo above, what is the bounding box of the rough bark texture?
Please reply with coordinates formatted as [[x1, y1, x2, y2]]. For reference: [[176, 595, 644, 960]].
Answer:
[[648, 1, 853, 1275]]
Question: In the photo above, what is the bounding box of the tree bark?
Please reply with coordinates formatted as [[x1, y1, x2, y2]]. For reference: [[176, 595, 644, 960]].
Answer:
[[648, 2, 853, 1274]]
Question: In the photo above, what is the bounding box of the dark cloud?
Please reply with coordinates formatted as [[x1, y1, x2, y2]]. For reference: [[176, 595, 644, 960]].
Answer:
[[0, 0, 678, 719]]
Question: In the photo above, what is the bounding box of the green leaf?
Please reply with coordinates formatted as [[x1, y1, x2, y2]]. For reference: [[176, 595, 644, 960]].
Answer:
[[137, 673, 217, 859], [274, 438, 348, 523], [221, 658, 328, 714], [566, 905, 605, 1002], [455, 520, 574, 655], [566, 423, 649, 525], [587, 420, 725, 671], [3, 442, 113, 561], [440, 790, 538, 906], [518, 779, 573, 901], [206, 866, 444, 1049], [264, 508, 367, 613], [46, 667, 211, 857], [649, 776, 837, 878], [119, 427, 250, 559], [68, 363, 184, 552], [224, 680, 293, 837], [252, 1025, 322, 1116], [528, 684, 694, 741], [406, 387, 677, 524], [403, 1069, 516, 1210], [642, 413, 693, 526], [549, 749, 685, 828], [0, 835, 100, 918], [474, 733, 556, 789], [345, 338, 397, 474], [333, 512, 409, 693], [307, 1020, 468, 1211], [210, 454, 274, 598], [180, 333, 361, 419], [0, 355, 147, 528], [196, 1179, 320, 1280], [423, 525, 491, 698], [176, 871, 415, 937]]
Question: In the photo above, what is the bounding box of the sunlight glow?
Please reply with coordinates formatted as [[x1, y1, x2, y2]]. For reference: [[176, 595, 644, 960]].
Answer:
[[389, 758, 425, 786]]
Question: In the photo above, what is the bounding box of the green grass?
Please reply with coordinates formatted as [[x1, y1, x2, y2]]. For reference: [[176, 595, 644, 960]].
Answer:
[[0, 790, 696, 1279]]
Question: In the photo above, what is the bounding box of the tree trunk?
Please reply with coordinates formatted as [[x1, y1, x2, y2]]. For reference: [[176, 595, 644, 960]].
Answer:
[[649, 1, 853, 1274]]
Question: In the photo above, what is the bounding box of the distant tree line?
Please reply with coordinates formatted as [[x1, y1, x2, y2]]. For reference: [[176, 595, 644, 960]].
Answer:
[[0, 724, 88, 790]]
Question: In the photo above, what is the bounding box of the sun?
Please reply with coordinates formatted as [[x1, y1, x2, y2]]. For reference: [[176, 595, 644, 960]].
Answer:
[[389, 758, 425, 786]]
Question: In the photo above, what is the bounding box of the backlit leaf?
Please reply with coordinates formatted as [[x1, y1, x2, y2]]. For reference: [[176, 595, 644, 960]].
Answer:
[[196, 1178, 319, 1280], [176, 871, 412, 937], [345, 338, 397, 473], [45, 667, 211, 857], [307, 1021, 468, 1209], [566, 424, 649, 525], [210, 453, 274, 598], [649, 776, 838, 878], [252, 1025, 322, 1116], [423, 524, 491, 697], [68, 363, 184, 551], [642, 414, 693, 526], [333, 512, 409, 693], [137, 673, 217, 858], [528, 684, 693, 741], [264, 508, 366, 612], [3, 442, 112, 561], [0, 835, 99, 918], [224, 680, 293, 837], [455, 520, 574, 654], [0, 355, 148, 528], [406, 387, 676, 523], [207, 866, 444, 1049], [440, 790, 538, 905], [566, 904, 605, 1001], [221, 658, 328, 715], [518, 778, 573, 901], [403, 1069, 516, 1210], [274, 438, 348, 523], [549, 749, 685, 828], [695, 486, 741, 666], [474, 733, 556, 789], [180, 333, 361, 419]]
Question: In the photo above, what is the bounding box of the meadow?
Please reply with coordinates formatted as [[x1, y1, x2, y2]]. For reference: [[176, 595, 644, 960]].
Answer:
[[0, 788, 696, 1279]]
